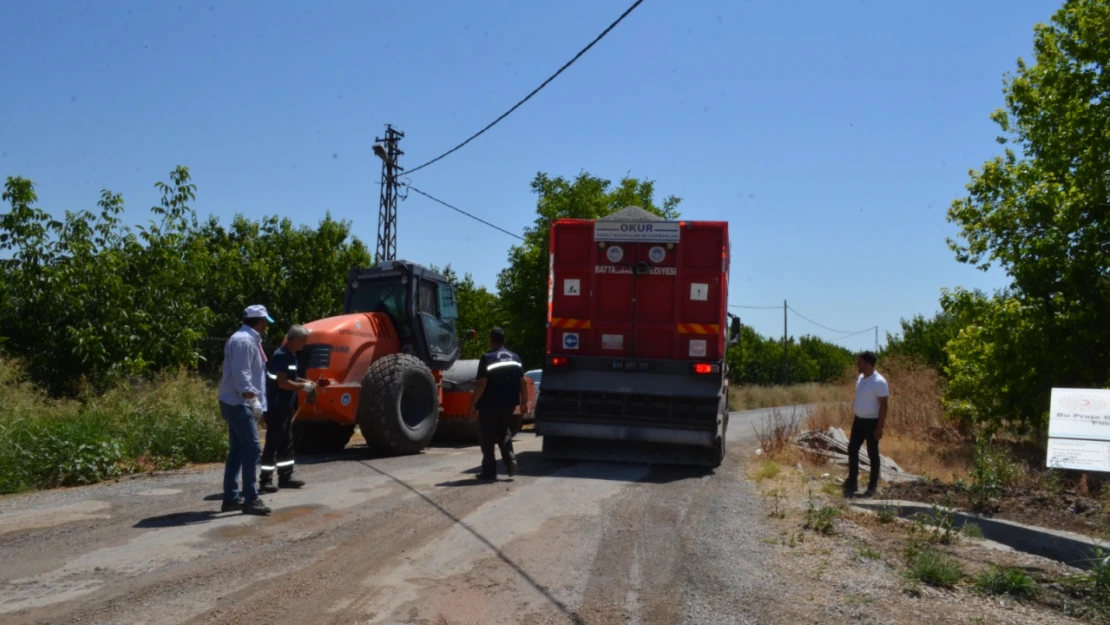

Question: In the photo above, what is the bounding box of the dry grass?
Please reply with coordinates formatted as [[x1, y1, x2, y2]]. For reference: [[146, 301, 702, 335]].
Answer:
[[753, 407, 806, 459], [729, 383, 851, 411], [805, 355, 972, 479]]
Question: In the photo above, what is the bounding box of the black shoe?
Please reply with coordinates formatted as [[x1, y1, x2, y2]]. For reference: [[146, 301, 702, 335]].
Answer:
[[841, 480, 858, 496], [242, 499, 272, 516], [862, 487, 879, 498], [221, 498, 244, 512], [506, 461, 518, 478], [278, 479, 305, 489], [477, 473, 497, 481], [259, 483, 279, 494]]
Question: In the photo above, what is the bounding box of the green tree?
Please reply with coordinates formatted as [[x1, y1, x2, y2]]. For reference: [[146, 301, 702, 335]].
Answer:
[[0, 167, 370, 392], [883, 310, 965, 373], [945, 0, 1110, 433], [725, 324, 852, 385], [496, 172, 681, 367]]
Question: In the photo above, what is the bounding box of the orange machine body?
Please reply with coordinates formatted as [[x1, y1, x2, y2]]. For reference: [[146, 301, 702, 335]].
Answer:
[[290, 311, 535, 431]]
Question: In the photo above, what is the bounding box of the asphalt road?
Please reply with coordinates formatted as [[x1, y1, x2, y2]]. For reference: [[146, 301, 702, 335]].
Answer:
[[0, 407, 801, 625]]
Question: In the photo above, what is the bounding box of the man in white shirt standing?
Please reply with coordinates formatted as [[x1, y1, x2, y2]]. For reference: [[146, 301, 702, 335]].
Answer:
[[843, 351, 889, 498], [217, 305, 275, 516]]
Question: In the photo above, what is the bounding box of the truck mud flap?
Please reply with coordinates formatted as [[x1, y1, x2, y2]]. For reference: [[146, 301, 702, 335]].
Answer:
[[542, 435, 723, 468]]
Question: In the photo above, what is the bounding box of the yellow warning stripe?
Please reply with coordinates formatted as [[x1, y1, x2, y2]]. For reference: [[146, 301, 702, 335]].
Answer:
[[551, 317, 592, 330], [678, 323, 720, 335]]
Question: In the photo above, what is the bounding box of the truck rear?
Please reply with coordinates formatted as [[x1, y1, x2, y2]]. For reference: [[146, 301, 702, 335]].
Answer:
[[535, 209, 733, 467]]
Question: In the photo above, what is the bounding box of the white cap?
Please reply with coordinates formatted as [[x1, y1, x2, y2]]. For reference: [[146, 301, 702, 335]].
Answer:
[[244, 305, 274, 323]]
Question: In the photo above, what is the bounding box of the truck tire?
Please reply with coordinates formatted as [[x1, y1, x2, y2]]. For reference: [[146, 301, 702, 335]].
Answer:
[[293, 422, 355, 454], [358, 353, 440, 455]]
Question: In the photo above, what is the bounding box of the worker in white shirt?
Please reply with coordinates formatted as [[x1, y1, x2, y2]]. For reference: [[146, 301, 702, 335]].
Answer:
[[216, 305, 274, 516], [843, 351, 889, 498]]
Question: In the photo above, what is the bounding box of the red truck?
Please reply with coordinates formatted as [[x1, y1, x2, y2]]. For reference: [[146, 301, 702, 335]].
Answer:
[[535, 208, 738, 467]]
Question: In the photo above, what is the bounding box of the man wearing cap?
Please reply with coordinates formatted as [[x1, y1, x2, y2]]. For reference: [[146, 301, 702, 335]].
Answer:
[[216, 305, 274, 516], [468, 328, 528, 480], [259, 325, 315, 492]]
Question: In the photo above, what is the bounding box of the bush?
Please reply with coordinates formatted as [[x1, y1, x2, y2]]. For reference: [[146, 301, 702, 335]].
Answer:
[[804, 497, 839, 535], [968, 436, 1020, 511], [975, 566, 1035, 597], [0, 359, 226, 493], [905, 549, 964, 588]]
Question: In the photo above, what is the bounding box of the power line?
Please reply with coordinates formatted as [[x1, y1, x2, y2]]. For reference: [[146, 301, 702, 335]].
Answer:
[[404, 0, 647, 177], [729, 304, 781, 310], [405, 185, 525, 241], [826, 327, 877, 341], [787, 305, 875, 335]]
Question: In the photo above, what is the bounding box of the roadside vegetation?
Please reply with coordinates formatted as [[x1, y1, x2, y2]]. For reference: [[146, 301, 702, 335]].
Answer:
[[0, 358, 225, 494]]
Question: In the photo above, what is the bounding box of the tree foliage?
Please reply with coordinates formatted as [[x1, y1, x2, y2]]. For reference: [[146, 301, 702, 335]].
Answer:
[[725, 325, 855, 386], [944, 0, 1110, 433], [883, 310, 965, 373], [0, 167, 370, 393], [497, 172, 681, 367]]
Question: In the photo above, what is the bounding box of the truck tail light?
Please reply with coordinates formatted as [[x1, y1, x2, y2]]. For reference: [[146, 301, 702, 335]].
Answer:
[[692, 362, 719, 375], [550, 356, 570, 367]]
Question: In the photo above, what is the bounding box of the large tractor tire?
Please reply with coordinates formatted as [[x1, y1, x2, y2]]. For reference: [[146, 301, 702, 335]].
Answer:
[[293, 421, 355, 455], [357, 353, 440, 455]]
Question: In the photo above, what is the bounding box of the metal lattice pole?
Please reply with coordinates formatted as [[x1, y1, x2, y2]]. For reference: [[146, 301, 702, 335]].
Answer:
[[374, 125, 404, 262]]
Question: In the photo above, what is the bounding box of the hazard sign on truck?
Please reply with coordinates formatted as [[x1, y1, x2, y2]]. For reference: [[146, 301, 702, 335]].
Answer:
[[535, 207, 735, 468]]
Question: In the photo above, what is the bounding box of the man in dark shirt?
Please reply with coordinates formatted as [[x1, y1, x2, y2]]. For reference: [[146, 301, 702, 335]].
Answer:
[[260, 325, 315, 492], [468, 328, 528, 480]]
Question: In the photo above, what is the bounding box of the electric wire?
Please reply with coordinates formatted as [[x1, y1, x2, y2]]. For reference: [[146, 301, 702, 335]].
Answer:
[[404, 0, 647, 177]]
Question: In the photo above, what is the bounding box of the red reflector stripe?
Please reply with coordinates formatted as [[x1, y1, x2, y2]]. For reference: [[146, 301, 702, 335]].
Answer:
[[677, 323, 720, 335], [552, 317, 592, 330]]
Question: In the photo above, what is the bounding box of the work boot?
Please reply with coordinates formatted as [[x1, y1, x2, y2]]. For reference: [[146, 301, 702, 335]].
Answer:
[[242, 499, 272, 516], [278, 478, 305, 489], [506, 461, 518, 478], [476, 472, 497, 482], [221, 497, 244, 512], [841, 480, 858, 497], [862, 486, 880, 499], [259, 473, 278, 493]]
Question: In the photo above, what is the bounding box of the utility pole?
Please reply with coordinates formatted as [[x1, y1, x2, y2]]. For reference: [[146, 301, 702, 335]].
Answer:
[[782, 299, 789, 385], [875, 326, 879, 353], [373, 125, 404, 263]]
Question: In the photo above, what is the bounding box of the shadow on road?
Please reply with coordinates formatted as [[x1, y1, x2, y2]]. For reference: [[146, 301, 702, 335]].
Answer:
[[512, 451, 714, 484], [134, 510, 227, 528], [435, 477, 513, 487]]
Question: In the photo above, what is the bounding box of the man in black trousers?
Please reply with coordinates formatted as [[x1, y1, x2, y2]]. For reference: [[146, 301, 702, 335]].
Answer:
[[259, 324, 315, 492], [468, 328, 529, 480], [843, 351, 889, 498]]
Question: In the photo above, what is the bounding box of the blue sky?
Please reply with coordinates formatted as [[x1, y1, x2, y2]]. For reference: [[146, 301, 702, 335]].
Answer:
[[0, 0, 1061, 350]]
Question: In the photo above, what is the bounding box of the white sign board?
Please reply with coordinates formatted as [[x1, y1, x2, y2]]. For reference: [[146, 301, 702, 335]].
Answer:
[[690, 283, 709, 301], [1047, 438, 1110, 472], [563, 278, 580, 296], [594, 221, 681, 243], [601, 334, 624, 351], [1048, 388, 1110, 441], [689, 339, 707, 358]]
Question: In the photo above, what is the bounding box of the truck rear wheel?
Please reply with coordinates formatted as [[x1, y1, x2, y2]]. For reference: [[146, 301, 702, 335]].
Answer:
[[293, 421, 355, 454], [357, 353, 440, 455]]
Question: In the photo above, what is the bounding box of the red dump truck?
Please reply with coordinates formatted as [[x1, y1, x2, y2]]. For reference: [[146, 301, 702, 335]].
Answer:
[[534, 208, 737, 467]]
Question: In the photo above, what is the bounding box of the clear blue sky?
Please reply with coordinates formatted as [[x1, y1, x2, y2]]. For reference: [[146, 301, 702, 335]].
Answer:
[[0, 0, 1060, 351]]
